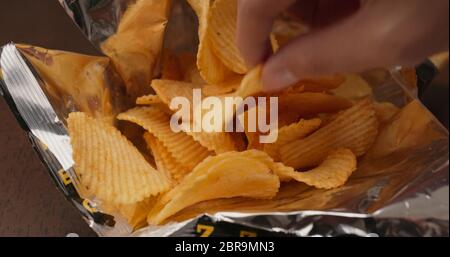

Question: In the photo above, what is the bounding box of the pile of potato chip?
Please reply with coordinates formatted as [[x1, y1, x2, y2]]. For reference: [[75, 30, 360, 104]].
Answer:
[[55, 0, 442, 230]]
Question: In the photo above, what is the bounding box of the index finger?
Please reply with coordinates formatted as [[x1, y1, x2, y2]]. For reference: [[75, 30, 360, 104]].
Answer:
[[237, 0, 297, 67]]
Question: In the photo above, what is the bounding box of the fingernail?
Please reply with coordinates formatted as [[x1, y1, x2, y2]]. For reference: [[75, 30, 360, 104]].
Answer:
[[262, 65, 298, 92]]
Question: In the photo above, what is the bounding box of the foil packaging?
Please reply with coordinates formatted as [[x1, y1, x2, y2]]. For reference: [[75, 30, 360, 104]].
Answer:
[[0, 0, 448, 237]]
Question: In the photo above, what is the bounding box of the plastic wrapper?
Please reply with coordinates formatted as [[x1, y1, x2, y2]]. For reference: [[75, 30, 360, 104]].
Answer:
[[0, 0, 448, 237]]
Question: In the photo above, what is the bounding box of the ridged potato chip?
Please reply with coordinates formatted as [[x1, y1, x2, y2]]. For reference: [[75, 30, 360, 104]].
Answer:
[[151, 79, 200, 111], [67, 112, 171, 205], [287, 75, 346, 93], [136, 95, 162, 105], [264, 119, 322, 160], [117, 107, 212, 170], [275, 149, 357, 189], [280, 99, 378, 169], [278, 92, 353, 117], [148, 151, 280, 224], [187, 131, 240, 154], [144, 133, 191, 183], [188, 0, 235, 84], [101, 0, 172, 99], [331, 74, 373, 100], [209, 0, 248, 74]]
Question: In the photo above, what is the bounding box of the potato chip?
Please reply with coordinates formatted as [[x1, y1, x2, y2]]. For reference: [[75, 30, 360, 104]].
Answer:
[[275, 149, 357, 189], [67, 112, 170, 205], [234, 66, 264, 98], [136, 95, 162, 105], [188, 0, 235, 84], [209, 0, 248, 74], [263, 119, 322, 160], [144, 133, 191, 183], [187, 131, 240, 154], [366, 100, 444, 159], [374, 102, 400, 124], [148, 151, 280, 224], [151, 79, 200, 111], [118, 197, 158, 229], [287, 75, 346, 93], [278, 92, 353, 117], [101, 0, 171, 99], [117, 107, 212, 170], [331, 74, 373, 100], [280, 99, 378, 169]]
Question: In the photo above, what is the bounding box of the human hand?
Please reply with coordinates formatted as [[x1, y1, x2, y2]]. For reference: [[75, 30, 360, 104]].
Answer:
[[237, 0, 449, 91]]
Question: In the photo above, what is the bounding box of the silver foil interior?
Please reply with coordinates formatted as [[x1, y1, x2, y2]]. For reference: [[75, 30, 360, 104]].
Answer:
[[0, 0, 448, 237]]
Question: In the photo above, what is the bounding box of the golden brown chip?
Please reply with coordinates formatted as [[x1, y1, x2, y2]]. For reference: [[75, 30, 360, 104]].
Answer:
[[144, 133, 191, 183], [234, 65, 264, 98], [264, 119, 322, 160], [331, 74, 373, 100], [287, 75, 346, 93], [203, 75, 243, 96], [209, 0, 248, 74], [117, 107, 213, 170], [136, 95, 162, 105], [148, 150, 280, 224], [151, 79, 200, 111], [275, 149, 357, 189], [67, 112, 171, 205], [278, 92, 353, 117], [118, 197, 158, 229], [187, 131, 241, 154], [188, 0, 235, 84], [366, 100, 444, 159], [374, 102, 400, 124], [280, 99, 378, 169], [101, 0, 171, 99]]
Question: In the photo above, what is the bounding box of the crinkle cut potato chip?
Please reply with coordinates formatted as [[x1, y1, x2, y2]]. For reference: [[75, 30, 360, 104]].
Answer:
[[101, 0, 172, 99], [209, 0, 248, 74], [144, 133, 191, 183], [148, 151, 280, 224], [280, 99, 378, 169], [136, 95, 162, 105], [278, 92, 353, 117], [234, 66, 264, 98], [187, 130, 241, 154], [275, 149, 357, 189], [117, 107, 212, 170], [264, 118, 322, 160], [67, 112, 171, 205], [151, 79, 200, 111], [188, 0, 235, 84], [287, 75, 346, 93]]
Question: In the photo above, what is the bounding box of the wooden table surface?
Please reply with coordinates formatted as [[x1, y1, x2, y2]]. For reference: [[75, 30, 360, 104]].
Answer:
[[0, 0, 448, 237]]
